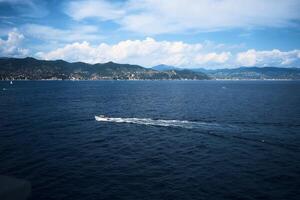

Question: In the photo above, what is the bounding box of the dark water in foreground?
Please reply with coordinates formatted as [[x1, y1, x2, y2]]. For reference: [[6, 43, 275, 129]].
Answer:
[[0, 80, 300, 200]]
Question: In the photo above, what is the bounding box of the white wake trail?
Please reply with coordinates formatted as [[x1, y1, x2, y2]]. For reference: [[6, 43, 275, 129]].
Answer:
[[95, 116, 299, 151], [95, 115, 232, 131]]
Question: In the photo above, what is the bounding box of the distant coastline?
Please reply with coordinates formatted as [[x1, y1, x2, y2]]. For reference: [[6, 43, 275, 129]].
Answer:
[[1, 79, 298, 81], [1, 57, 300, 81]]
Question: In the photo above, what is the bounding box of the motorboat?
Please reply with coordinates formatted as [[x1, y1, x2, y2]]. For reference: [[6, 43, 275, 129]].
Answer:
[[95, 115, 110, 121]]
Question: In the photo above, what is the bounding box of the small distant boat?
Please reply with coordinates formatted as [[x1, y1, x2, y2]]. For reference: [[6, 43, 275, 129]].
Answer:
[[10, 81, 13, 85], [95, 115, 110, 121]]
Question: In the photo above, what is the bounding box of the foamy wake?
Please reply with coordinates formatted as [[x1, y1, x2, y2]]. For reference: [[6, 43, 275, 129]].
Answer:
[[95, 115, 234, 131], [95, 116, 298, 151]]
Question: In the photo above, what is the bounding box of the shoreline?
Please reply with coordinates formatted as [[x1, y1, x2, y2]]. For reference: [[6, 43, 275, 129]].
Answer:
[[1, 79, 299, 81]]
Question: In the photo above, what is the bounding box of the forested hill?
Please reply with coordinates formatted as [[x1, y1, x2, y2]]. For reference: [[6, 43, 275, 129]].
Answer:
[[1, 57, 299, 80], [0, 57, 209, 80]]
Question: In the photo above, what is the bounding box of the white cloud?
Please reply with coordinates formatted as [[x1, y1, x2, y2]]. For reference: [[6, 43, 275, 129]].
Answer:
[[195, 52, 231, 65], [36, 41, 98, 64], [36, 37, 232, 67], [236, 50, 257, 66], [65, 0, 300, 34], [66, 0, 125, 21], [22, 24, 102, 43], [36, 38, 300, 68], [237, 49, 300, 67], [0, 29, 28, 57]]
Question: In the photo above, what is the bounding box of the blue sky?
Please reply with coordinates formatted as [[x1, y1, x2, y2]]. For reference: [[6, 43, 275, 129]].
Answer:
[[0, 0, 300, 68]]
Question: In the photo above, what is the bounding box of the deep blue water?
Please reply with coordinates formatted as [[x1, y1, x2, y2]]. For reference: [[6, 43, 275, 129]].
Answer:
[[0, 80, 300, 200]]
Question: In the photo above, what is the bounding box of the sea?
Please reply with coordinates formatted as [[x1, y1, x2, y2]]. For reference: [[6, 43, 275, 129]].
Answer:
[[0, 80, 300, 200]]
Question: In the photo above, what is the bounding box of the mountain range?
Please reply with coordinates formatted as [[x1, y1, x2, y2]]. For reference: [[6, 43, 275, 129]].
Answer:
[[152, 64, 300, 80], [0, 57, 299, 80], [0, 57, 209, 80]]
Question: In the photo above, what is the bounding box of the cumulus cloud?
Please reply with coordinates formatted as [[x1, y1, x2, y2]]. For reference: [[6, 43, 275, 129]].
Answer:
[[65, 0, 300, 34], [32, 37, 297, 68], [0, 29, 28, 57], [195, 52, 231, 65], [236, 49, 300, 67], [36, 37, 232, 67], [35, 38, 300, 68]]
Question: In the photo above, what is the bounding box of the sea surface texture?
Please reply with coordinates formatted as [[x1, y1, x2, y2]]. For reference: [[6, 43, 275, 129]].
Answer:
[[1, 80, 300, 200]]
